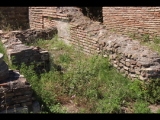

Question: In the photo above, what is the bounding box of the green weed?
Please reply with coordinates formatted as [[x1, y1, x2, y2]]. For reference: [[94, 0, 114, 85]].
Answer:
[[1, 35, 160, 113], [153, 36, 160, 44], [133, 100, 151, 113], [141, 34, 150, 42], [157, 109, 160, 113]]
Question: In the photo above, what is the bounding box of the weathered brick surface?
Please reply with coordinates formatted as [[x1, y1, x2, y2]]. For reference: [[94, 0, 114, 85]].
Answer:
[[29, 7, 47, 29], [0, 69, 37, 113], [0, 27, 57, 72], [0, 7, 29, 30], [13, 27, 57, 43], [98, 34, 160, 81], [29, 7, 69, 29], [0, 54, 39, 113], [28, 7, 160, 80], [29, 7, 100, 54], [103, 7, 160, 39]]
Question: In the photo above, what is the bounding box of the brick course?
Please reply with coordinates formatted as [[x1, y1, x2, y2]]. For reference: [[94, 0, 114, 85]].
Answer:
[[103, 7, 160, 39]]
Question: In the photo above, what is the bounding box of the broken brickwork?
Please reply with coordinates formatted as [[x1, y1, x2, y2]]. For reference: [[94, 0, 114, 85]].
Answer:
[[98, 35, 160, 81], [0, 53, 39, 113], [28, 7, 160, 80], [103, 7, 160, 39], [0, 27, 57, 72]]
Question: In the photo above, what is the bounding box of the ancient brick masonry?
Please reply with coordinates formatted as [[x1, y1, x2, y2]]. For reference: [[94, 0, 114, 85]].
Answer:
[[98, 34, 160, 81], [69, 22, 102, 54], [0, 53, 38, 113], [1, 27, 57, 72], [69, 11, 160, 80], [103, 7, 160, 39], [28, 7, 160, 80], [14, 27, 57, 44], [56, 7, 160, 81], [0, 26, 57, 113]]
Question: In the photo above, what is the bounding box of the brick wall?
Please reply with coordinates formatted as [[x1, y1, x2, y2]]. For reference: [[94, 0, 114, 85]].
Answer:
[[29, 7, 47, 29], [3, 6, 160, 80], [2, 7, 160, 40], [29, 7, 160, 54], [29, 7, 99, 54], [69, 23, 99, 54], [0, 27, 57, 73], [29, 7, 69, 29], [0, 7, 29, 30], [103, 7, 160, 39]]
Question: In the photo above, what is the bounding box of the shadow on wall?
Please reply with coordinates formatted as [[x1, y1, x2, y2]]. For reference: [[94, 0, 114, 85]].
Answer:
[[79, 7, 103, 23], [0, 7, 29, 30]]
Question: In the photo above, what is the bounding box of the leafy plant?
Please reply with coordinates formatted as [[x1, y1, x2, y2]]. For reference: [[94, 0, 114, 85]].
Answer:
[[128, 33, 136, 39], [153, 36, 160, 44], [143, 79, 160, 104], [59, 53, 72, 63], [1, 34, 160, 113], [141, 34, 150, 42], [157, 108, 160, 113], [133, 100, 151, 113]]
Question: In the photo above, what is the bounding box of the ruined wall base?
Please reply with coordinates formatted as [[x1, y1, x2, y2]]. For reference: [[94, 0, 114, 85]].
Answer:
[[0, 27, 57, 73]]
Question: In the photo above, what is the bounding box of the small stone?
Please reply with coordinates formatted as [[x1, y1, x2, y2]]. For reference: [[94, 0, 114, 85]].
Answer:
[[129, 73, 137, 78], [139, 76, 148, 81], [141, 68, 154, 72], [1, 39, 8, 44], [127, 54, 132, 58], [118, 62, 123, 67], [113, 64, 118, 68], [120, 68, 125, 73], [123, 66, 129, 70], [129, 68, 135, 73], [103, 54, 107, 58], [135, 69, 141, 75], [136, 62, 142, 67], [125, 61, 130, 66], [130, 60, 137, 65], [120, 59, 125, 64], [0, 30, 3, 34]]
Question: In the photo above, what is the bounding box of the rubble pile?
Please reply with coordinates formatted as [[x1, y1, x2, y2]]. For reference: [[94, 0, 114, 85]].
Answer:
[[13, 27, 57, 44]]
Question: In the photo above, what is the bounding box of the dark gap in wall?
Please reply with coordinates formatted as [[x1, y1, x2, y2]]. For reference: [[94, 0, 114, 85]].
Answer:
[[0, 7, 29, 30], [79, 7, 103, 23]]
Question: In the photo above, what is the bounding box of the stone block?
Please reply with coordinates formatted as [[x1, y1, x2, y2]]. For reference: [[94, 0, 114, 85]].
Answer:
[[125, 61, 130, 66], [135, 67, 141, 75]]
